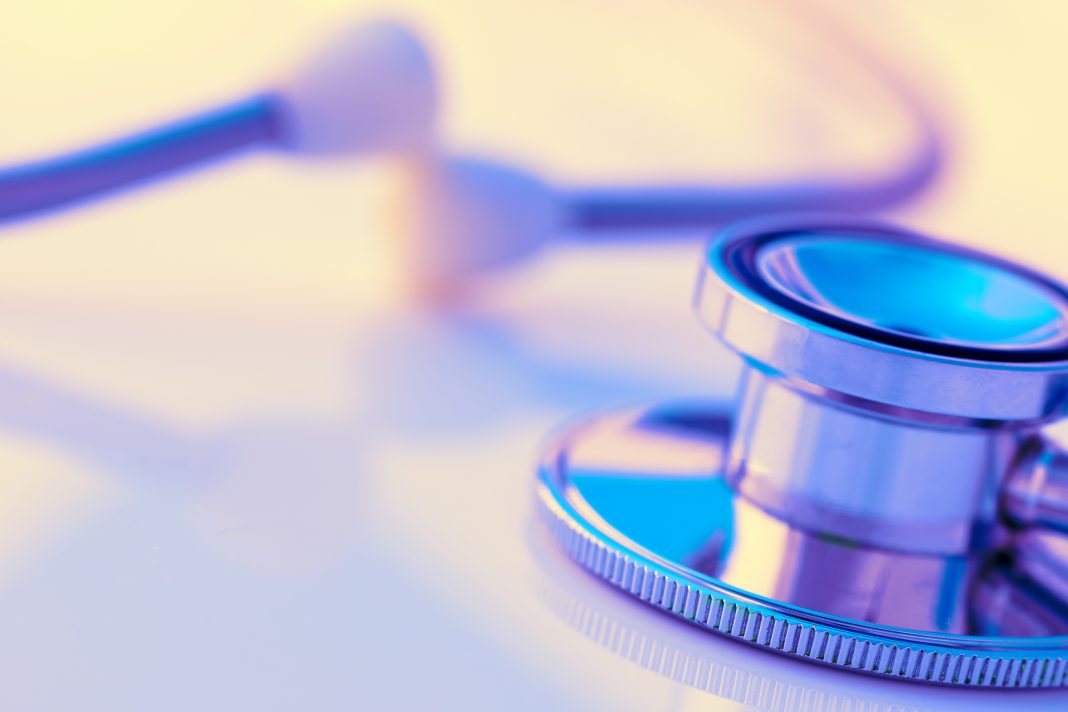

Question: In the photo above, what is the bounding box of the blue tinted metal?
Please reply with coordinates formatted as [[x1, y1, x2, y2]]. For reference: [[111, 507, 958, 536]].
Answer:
[[0, 94, 280, 225], [757, 235, 1068, 350], [538, 401, 1068, 687]]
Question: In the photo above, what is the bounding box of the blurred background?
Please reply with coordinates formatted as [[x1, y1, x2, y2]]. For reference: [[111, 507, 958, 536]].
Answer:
[[0, 1, 1067, 710]]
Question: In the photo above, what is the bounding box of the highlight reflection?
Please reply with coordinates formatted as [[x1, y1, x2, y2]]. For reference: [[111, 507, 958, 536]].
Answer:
[[532, 521, 935, 712], [553, 401, 1068, 639]]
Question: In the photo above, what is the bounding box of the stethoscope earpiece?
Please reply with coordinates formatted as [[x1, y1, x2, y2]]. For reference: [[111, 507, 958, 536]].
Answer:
[[398, 155, 561, 291], [275, 20, 439, 156], [0, 13, 947, 283], [539, 216, 1068, 687]]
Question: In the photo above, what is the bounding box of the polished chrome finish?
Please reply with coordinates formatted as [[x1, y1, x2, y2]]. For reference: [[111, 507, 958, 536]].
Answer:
[[542, 216, 1068, 685], [695, 215, 1068, 421], [718, 490, 976, 632], [1004, 436, 1068, 535], [755, 233, 1068, 351], [535, 533, 948, 712], [972, 562, 1068, 638], [727, 365, 1017, 554], [1009, 531, 1068, 614], [537, 401, 1068, 687], [695, 216, 1068, 555]]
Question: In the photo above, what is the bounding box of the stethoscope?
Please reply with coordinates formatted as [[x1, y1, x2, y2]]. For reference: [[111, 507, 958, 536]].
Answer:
[[0, 16, 942, 290], [13, 11, 1068, 690], [539, 215, 1068, 688]]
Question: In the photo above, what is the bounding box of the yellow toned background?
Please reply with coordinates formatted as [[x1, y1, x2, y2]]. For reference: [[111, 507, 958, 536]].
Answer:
[[0, 0, 1061, 307], [0, 1, 1059, 423]]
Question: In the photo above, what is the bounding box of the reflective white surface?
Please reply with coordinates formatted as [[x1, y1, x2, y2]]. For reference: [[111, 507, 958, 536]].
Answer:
[[1, 274, 1066, 710]]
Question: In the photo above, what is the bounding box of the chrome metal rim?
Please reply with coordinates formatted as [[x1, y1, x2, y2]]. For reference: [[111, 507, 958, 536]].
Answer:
[[694, 214, 1068, 420], [536, 401, 1068, 688]]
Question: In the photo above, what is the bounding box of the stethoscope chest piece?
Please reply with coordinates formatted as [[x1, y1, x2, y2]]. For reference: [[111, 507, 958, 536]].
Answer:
[[538, 216, 1068, 687]]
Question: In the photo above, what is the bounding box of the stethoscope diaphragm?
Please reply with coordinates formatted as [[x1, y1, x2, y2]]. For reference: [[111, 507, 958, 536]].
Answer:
[[539, 216, 1068, 687]]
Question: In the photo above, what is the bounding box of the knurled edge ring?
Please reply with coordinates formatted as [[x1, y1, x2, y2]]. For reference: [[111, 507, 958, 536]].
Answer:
[[535, 480, 1068, 688]]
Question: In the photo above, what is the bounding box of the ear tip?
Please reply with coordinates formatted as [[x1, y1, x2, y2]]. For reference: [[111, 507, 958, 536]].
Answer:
[[355, 18, 430, 51], [400, 155, 563, 287], [277, 18, 438, 155]]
